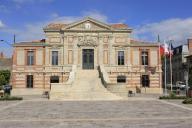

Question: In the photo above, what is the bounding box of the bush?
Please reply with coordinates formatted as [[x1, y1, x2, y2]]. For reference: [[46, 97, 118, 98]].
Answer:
[[183, 98, 192, 104], [0, 95, 23, 101], [159, 93, 186, 99]]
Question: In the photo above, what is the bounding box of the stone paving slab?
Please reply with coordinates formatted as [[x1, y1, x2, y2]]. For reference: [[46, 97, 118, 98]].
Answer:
[[0, 100, 192, 128]]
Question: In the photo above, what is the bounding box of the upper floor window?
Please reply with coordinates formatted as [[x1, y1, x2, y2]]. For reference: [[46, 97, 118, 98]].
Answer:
[[118, 51, 124, 65], [52, 51, 58, 65], [141, 50, 148, 66], [27, 51, 34, 65]]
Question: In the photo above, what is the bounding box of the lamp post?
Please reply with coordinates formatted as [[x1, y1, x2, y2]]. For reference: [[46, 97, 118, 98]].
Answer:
[[184, 63, 189, 97]]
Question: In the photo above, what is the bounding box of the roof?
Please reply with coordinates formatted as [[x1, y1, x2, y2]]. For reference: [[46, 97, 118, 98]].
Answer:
[[44, 17, 130, 31], [173, 44, 189, 55], [130, 39, 158, 46], [44, 23, 67, 30], [13, 39, 46, 47], [110, 23, 128, 29], [0, 58, 12, 70]]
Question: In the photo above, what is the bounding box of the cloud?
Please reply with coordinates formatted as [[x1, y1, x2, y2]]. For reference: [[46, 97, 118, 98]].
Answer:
[[82, 10, 108, 23], [134, 18, 192, 45], [0, 20, 5, 28], [0, 10, 108, 41]]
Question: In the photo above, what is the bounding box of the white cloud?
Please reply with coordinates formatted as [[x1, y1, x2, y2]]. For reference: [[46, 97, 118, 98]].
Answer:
[[134, 18, 192, 45], [82, 10, 108, 23], [0, 20, 5, 28], [0, 11, 108, 41]]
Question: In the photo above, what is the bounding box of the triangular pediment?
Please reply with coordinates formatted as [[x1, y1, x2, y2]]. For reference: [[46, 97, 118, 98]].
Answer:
[[62, 17, 111, 31]]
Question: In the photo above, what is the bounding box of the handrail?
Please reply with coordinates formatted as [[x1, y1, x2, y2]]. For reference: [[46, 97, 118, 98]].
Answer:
[[98, 65, 111, 87]]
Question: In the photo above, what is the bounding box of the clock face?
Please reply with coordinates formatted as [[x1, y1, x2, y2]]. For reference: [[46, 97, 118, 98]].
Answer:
[[85, 23, 91, 29]]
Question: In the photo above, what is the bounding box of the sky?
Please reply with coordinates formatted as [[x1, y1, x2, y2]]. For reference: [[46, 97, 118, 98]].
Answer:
[[1, 0, 192, 57]]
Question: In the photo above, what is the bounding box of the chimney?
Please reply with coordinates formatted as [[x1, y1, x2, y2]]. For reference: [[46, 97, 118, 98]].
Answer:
[[188, 39, 192, 54], [0, 52, 4, 59]]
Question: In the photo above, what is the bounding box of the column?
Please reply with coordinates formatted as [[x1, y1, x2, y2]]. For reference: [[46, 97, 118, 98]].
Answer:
[[98, 35, 103, 65], [110, 35, 115, 65], [73, 35, 78, 65]]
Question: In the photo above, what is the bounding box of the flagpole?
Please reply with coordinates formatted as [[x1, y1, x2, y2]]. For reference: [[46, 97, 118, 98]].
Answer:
[[164, 41, 167, 95], [158, 35, 162, 94], [169, 42, 173, 92]]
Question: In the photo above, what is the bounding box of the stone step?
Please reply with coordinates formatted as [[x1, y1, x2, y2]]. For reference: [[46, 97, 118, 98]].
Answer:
[[50, 70, 123, 100]]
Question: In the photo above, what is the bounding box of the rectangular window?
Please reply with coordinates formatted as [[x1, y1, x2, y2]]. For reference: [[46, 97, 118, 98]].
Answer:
[[141, 50, 148, 65], [27, 51, 34, 65], [26, 75, 33, 88], [52, 51, 58, 65], [118, 51, 124, 65]]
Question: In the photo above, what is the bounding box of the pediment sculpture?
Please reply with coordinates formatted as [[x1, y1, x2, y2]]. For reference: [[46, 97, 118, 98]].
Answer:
[[77, 35, 98, 47]]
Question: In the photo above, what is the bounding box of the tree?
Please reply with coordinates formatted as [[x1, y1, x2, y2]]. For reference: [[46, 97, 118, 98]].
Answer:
[[0, 74, 6, 87], [0, 70, 11, 87]]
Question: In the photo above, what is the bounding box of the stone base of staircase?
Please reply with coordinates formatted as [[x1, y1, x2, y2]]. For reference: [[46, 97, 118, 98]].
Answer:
[[50, 70, 123, 100]]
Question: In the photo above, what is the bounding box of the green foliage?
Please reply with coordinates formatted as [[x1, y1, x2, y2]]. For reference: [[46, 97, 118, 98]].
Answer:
[[0, 95, 23, 101], [159, 93, 186, 99], [183, 98, 192, 104], [0, 75, 6, 87], [0, 70, 11, 88]]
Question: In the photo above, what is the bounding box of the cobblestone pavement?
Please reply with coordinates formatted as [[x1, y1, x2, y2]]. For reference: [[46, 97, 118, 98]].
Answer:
[[0, 99, 192, 128]]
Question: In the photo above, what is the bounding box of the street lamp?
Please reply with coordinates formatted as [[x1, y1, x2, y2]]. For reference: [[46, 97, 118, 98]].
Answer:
[[184, 63, 189, 97]]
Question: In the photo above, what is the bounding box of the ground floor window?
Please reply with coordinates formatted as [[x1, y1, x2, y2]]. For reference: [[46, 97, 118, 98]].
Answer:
[[50, 76, 59, 83], [26, 75, 33, 88], [141, 75, 150, 87], [117, 75, 126, 83]]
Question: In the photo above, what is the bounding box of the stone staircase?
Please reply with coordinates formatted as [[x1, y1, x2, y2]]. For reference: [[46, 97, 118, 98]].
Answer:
[[50, 70, 123, 100]]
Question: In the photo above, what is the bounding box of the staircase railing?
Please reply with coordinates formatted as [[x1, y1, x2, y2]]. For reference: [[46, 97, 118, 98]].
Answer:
[[98, 65, 111, 87], [66, 65, 77, 84]]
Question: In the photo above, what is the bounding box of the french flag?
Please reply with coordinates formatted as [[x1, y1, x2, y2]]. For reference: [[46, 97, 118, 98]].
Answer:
[[160, 42, 173, 56]]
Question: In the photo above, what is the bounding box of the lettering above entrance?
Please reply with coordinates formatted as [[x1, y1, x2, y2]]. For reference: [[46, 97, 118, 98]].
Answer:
[[77, 35, 98, 47]]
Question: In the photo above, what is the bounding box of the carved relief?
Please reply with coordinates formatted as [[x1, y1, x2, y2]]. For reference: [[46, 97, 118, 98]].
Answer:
[[50, 37, 61, 43], [103, 36, 109, 43], [115, 37, 126, 43], [68, 36, 73, 43], [77, 35, 98, 47]]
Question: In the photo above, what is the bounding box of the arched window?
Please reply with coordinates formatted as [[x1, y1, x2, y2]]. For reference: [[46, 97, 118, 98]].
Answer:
[[117, 75, 126, 83], [50, 76, 59, 83]]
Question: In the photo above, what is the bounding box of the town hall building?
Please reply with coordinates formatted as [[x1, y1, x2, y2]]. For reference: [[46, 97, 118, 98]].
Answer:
[[11, 17, 162, 99]]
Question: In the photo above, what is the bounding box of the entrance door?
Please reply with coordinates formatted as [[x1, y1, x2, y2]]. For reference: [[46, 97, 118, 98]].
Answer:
[[82, 49, 94, 69], [141, 75, 150, 87]]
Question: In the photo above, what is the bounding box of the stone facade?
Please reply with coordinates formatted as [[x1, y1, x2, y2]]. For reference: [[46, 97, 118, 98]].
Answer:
[[12, 17, 162, 96]]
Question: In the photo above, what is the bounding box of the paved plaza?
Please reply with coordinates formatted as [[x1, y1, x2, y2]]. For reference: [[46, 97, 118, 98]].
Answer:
[[0, 99, 192, 128]]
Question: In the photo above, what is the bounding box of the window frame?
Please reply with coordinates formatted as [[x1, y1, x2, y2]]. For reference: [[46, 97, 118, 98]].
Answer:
[[118, 51, 125, 65], [52, 51, 58, 65], [141, 50, 149, 66], [117, 75, 126, 83], [27, 51, 34, 65], [141, 75, 150, 87], [26, 75, 33, 88]]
